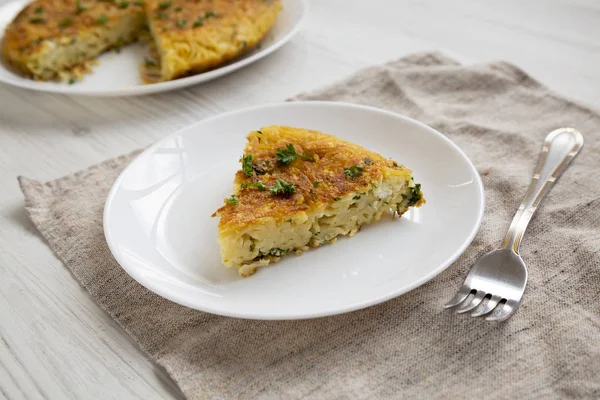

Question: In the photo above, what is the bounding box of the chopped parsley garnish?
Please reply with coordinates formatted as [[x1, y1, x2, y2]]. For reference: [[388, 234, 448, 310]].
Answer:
[[76, 0, 87, 13], [276, 144, 312, 165], [406, 183, 422, 206], [157, 11, 167, 19], [363, 157, 373, 165], [134, 0, 144, 4], [176, 19, 186, 27], [158, 0, 171, 8], [392, 161, 399, 167], [225, 195, 239, 205], [118, 1, 129, 8], [68, 78, 75, 84], [192, 16, 203, 27], [96, 14, 108, 24], [309, 189, 316, 199], [334, 197, 341, 201], [204, 10, 216, 18], [28, 17, 45, 24], [256, 43, 262, 50], [34, 6, 44, 13], [270, 179, 296, 196], [175, 6, 182, 11], [343, 165, 364, 179], [313, 181, 320, 188], [240, 181, 268, 191], [353, 194, 361, 200], [144, 57, 158, 67], [59, 17, 72, 27], [241, 154, 254, 177], [256, 130, 263, 134]]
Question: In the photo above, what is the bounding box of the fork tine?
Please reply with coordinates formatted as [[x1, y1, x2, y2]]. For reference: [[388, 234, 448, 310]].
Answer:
[[444, 285, 472, 308], [456, 290, 486, 313], [485, 300, 517, 322], [471, 295, 502, 317]]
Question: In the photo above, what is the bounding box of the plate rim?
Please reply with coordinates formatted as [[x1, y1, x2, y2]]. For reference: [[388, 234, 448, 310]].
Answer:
[[0, 0, 308, 97], [104, 101, 485, 319]]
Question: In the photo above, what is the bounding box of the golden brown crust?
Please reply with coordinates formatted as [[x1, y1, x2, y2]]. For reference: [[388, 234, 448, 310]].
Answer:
[[214, 125, 413, 231], [2, 0, 144, 77], [144, 0, 281, 81]]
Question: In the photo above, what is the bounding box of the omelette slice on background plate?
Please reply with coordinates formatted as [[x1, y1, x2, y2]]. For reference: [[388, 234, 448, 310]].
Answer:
[[144, 0, 281, 82], [1, 0, 145, 81], [212, 126, 425, 277]]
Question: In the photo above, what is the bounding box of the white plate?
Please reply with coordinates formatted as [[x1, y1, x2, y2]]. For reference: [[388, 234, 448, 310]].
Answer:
[[104, 102, 484, 319], [0, 0, 306, 96]]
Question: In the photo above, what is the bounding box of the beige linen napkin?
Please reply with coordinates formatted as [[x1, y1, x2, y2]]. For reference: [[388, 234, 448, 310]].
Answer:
[[19, 52, 600, 399]]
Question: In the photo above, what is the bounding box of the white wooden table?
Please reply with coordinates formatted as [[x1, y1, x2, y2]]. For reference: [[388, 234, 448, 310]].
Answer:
[[1, 1, 598, 398]]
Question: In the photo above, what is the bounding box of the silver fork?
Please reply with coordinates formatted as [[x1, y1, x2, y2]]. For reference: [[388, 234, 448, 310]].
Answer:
[[445, 128, 584, 321]]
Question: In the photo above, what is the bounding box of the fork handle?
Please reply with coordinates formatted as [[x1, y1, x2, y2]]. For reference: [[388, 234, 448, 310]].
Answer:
[[501, 128, 583, 253]]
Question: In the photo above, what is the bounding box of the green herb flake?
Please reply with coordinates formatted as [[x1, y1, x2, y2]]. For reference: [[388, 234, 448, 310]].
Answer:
[[144, 57, 158, 67], [175, 6, 182, 11], [204, 10, 216, 18], [241, 181, 268, 191], [76, 0, 87, 13], [392, 161, 399, 167], [59, 17, 72, 27], [225, 195, 239, 205], [256, 43, 262, 50], [276, 144, 312, 166], [68, 78, 76, 84], [353, 194, 361, 200], [313, 181, 320, 188], [334, 197, 341, 201], [118, 1, 129, 8], [157, 11, 167, 19], [256, 130, 263, 134], [309, 189, 317, 199], [343, 165, 364, 179], [28, 17, 45, 24], [176, 19, 186, 27], [34, 6, 44, 13], [260, 248, 288, 257], [134, 0, 144, 5], [96, 13, 108, 24], [406, 182, 423, 206], [192, 16, 203, 27], [158, 0, 171, 8], [270, 178, 296, 196], [241, 154, 254, 177]]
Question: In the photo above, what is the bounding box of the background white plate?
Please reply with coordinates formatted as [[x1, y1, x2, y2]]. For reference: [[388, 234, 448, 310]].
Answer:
[[0, 0, 306, 96], [104, 102, 484, 319]]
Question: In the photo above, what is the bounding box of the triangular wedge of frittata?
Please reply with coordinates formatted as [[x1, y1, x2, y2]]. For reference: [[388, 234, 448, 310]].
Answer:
[[2, 0, 145, 81], [212, 126, 425, 277], [143, 0, 281, 81]]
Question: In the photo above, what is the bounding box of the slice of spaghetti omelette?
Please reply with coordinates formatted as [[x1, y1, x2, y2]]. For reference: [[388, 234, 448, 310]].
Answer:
[[212, 126, 425, 277], [2, 0, 145, 81], [144, 0, 281, 81]]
